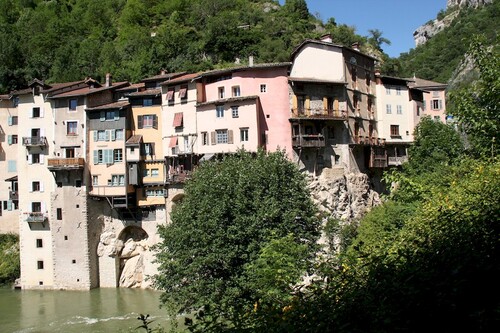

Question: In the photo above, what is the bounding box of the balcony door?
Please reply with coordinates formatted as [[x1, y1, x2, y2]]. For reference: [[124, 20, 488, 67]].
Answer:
[[31, 128, 40, 138], [66, 148, 75, 158]]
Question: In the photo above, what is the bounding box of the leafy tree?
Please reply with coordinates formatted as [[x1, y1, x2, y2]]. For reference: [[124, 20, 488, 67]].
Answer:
[[0, 234, 20, 285], [367, 28, 391, 52], [448, 35, 499, 158], [154, 150, 320, 331]]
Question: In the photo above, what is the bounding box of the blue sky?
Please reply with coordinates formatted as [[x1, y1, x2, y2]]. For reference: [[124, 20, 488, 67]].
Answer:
[[279, 0, 448, 58]]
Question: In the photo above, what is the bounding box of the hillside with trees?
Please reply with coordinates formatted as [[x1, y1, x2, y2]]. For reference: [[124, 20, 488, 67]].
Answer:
[[0, 0, 380, 93]]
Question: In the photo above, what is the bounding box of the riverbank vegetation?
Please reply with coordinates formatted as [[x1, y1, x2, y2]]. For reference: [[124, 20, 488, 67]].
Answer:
[[0, 234, 20, 285], [152, 37, 499, 332]]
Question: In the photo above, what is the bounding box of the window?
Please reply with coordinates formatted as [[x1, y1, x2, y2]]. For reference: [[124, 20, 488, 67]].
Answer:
[[32, 202, 41, 213], [351, 65, 357, 82], [396, 86, 402, 95], [353, 94, 359, 110], [216, 106, 224, 118], [8, 116, 18, 126], [111, 175, 125, 186], [96, 130, 107, 141], [32, 107, 40, 118], [386, 86, 391, 95], [216, 129, 228, 144], [92, 176, 98, 186], [93, 150, 113, 164], [36, 239, 43, 248], [397, 105, 403, 114], [146, 189, 165, 197], [143, 98, 153, 107], [37, 260, 44, 270], [139, 114, 156, 128], [32, 181, 40, 192], [386, 104, 392, 114], [365, 71, 371, 86], [57, 208, 62, 220], [218, 87, 225, 99], [143, 169, 150, 177], [8, 135, 18, 145], [202, 132, 208, 145], [260, 84, 267, 93], [32, 153, 40, 164], [240, 128, 249, 142], [115, 129, 124, 140], [231, 106, 239, 118], [232, 86, 241, 97], [143, 143, 154, 156], [390, 125, 400, 137], [151, 169, 159, 177], [166, 89, 175, 103], [113, 149, 123, 162], [8, 160, 16, 172], [67, 121, 78, 135], [105, 111, 115, 121], [367, 98, 373, 112], [179, 85, 188, 100], [98, 150, 103, 164], [432, 99, 442, 110], [69, 99, 77, 111]]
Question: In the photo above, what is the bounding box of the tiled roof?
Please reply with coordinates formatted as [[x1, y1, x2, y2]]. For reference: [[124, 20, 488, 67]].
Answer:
[[198, 63, 291, 79], [196, 95, 259, 107], [86, 101, 130, 111], [49, 81, 129, 98], [41, 81, 87, 94], [116, 82, 144, 92], [406, 77, 447, 89], [161, 72, 201, 86], [127, 88, 161, 97], [141, 72, 186, 82], [0, 94, 11, 99], [126, 135, 143, 145]]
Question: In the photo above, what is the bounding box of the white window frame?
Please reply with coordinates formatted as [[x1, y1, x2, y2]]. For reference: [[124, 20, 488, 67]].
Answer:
[[67, 121, 78, 135], [216, 129, 228, 144], [240, 128, 249, 142], [231, 106, 239, 118], [216, 106, 224, 118], [397, 105, 403, 115], [386, 104, 392, 114], [232, 86, 241, 97], [260, 84, 267, 93]]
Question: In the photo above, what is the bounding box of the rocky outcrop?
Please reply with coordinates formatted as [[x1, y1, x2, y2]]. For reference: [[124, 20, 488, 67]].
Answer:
[[309, 171, 381, 221], [414, 0, 492, 47], [447, 0, 493, 8]]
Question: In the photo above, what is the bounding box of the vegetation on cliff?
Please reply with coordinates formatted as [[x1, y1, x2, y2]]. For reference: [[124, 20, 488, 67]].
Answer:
[[0, 234, 20, 285]]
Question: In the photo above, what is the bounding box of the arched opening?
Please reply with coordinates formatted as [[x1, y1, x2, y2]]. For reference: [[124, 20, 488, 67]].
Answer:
[[116, 226, 149, 288]]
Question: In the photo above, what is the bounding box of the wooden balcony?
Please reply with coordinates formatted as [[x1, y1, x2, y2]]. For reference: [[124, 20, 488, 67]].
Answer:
[[22, 136, 47, 147], [292, 134, 325, 148], [290, 108, 347, 121], [47, 157, 85, 170], [167, 171, 191, 184], [24, 212, 47, 223], [388, 156, 408, 166], [9, 191, 18, 201]]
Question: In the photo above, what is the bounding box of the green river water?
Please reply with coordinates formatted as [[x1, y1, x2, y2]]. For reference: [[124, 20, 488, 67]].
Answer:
[[0, 287, 176, 333]]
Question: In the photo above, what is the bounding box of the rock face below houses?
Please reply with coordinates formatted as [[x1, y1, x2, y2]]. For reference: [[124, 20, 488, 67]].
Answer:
[[309, 170, 381, 221]]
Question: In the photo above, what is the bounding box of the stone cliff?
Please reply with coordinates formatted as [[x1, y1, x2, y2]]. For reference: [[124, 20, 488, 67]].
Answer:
[[413, 0, 492, 47]]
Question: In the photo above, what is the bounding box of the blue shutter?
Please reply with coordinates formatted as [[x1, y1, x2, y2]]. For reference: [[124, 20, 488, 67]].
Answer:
[[7, 200, 12, 211], [106, 150, 113, 164], [93, 131, 98, 142], [7, 160, 16, 172], [7, 135, 12, 145], [8, 116, 12, 126], [105, 130, 110, 141], [93, 150, 99, 164], [111, 129, 116, 141]]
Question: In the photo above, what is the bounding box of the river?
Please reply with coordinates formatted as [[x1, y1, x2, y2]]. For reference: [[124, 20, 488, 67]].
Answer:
[[0, 287, 176, 333]]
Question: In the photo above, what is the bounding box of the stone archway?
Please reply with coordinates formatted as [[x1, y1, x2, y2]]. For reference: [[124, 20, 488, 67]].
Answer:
[[117, 226, 149, 288]]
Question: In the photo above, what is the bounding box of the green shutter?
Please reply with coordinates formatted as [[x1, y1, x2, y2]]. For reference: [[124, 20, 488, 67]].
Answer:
[[105, 130, 110, 141], [111, 129, 116, 141], [8, 116, 12, 126], [93, 150, 99, 164], [7, 135, 12, 145], [7, 200, 12, 211], [93, 131, 98, 142]]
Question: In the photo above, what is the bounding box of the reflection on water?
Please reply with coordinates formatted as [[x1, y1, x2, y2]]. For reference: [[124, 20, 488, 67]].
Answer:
[[0, 287, 172, 333]]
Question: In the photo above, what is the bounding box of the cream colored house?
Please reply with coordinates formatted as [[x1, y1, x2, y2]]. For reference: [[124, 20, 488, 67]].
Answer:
[[0, 95, 19, 234], [407, 77, 448, 123], [289, 36, 383, 174]]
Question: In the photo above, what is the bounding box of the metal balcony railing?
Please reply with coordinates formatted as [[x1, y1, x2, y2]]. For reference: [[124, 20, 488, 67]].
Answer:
[[22, 136, 47, 147], [24, 212, 47, 223]]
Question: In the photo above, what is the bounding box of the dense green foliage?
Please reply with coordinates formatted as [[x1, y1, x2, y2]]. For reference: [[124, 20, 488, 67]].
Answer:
[[0, 234, 20, 285], [153, 150, 320, 331], [392, 1, 499, 82], [448, 35, 500, 158], [0, 0, 376, 93]]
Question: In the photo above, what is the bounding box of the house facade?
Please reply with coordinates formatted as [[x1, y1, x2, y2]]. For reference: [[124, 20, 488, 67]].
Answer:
[[0, 95, 19, 234]]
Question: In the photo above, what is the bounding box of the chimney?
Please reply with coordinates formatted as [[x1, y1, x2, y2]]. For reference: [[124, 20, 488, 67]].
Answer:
[[351, 42, 360, 51], [249, 55, 254, 67], [374, 69, 382, 84], [105, 73, 112, 87], [320, 34, 332, 43], [160, 69, 166, 75]]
